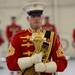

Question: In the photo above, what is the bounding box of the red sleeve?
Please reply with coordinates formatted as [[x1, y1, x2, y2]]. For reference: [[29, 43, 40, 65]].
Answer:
[[72, 29, 75, 42], [6, 35, 22, 71], [52, 34, 68, 72]]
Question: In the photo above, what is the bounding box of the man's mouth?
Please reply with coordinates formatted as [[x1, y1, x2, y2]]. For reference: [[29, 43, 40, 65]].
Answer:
[[35, 22, 39, 24]]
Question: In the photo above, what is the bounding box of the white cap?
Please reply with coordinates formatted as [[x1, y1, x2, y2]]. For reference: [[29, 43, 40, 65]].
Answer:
[[22, 2, 46, 13]]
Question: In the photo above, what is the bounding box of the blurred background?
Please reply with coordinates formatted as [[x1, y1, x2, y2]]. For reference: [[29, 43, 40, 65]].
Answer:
[[0, 0, 75, 75]]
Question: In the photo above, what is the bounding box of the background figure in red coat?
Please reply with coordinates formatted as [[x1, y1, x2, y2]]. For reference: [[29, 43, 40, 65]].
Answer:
[[6, 16, 22, 74], [72, 28, 75, 42], [72, 28, 75, 48], [42, 16, 57, 33], [6, 16, 22, 43], [0, 29, 4, 69], [0, 30, 4, 46]]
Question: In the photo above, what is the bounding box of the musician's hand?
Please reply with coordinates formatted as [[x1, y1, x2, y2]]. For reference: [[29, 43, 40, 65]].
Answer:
[[34, 62, 46, 72], [31, 53, 42, 64], [35, 62, 57, 73]]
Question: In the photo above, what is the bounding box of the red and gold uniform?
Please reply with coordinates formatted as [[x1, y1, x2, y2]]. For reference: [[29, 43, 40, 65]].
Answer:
[[72, 29, 75, 42], [42, 23, 57, 33], [6, 27, 67, 75], [6, 24, 21, 42]]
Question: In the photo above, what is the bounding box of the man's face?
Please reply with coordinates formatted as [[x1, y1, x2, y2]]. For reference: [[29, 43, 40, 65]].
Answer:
[[27, 15, 43, 30], [45, 18, 49, 23], [11, 18, 16, 24]]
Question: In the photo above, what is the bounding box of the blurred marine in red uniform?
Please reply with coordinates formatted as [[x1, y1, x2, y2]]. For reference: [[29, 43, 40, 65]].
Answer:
[[6, 2, 67, 75], [42, 16, 57, 33], [0, 30, 4, 45], [6, 16, 22, 43], [72, 28, 75, 42], [0, 29, 4, 69]]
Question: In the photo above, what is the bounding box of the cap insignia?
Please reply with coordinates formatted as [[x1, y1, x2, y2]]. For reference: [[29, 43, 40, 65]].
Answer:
[[34, 3, 38, 7]]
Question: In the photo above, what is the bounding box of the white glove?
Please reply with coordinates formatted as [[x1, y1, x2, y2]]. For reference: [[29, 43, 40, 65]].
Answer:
[[18, 57, 33, 70], [18, 53, 42, 70], [31, 53, 42, 64], [34, 62, 46, 72], [34, 62, 57, 73]]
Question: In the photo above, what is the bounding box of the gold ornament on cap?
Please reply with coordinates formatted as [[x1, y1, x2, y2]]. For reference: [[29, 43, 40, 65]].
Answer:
[[34, 3, 38, 7]]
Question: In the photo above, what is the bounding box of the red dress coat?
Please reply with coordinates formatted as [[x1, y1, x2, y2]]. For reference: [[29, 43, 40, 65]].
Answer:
[[72, 29, 75, 42], [6, 28, 67, 75]]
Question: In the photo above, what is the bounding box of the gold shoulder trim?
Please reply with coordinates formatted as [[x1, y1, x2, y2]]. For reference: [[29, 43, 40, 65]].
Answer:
[[6, 44, 15, 57], [56, 45, 65, 57]]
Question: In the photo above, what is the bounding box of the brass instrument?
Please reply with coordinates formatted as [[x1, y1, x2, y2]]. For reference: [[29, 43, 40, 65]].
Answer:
[[30, 31, 46, 53], [18, 31, 54, 75]]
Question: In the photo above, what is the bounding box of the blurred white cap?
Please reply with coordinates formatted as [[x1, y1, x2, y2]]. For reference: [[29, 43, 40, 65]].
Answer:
[[22, 2, 46, 13]]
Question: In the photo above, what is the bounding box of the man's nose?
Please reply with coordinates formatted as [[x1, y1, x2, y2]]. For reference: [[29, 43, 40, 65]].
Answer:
[[34, 16, 39, 19]]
